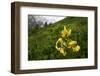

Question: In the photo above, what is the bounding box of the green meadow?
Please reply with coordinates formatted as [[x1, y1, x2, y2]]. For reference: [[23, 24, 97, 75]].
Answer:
[[28, 16, 88, 60]]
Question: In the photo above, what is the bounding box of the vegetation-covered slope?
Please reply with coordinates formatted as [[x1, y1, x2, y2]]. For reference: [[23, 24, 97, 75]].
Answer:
[[28, 16, 88, 60]]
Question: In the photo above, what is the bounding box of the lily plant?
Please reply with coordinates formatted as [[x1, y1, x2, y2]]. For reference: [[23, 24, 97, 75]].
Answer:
[[55, 25, 80, 56]]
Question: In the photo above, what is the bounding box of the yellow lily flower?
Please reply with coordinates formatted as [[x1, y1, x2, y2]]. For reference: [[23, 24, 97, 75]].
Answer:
[[67, 40, 77, 48], [72, 45, 80, 52], [55, 25, 80, 56], [61, 26, 71, 38], [55, 38, 63, 50], [55, 38, 67, 56]]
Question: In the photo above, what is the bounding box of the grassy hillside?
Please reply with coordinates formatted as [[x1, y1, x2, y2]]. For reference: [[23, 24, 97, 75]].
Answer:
[[28, 16, 88, 60]]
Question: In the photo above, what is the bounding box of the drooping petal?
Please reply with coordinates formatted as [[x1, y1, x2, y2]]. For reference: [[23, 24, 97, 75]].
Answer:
[[55, 38, 63, 51], [59, 48, 64, 54], [59, 48, 67, 56], [68, 29, 71, 37], [64, 26, 67, 31], [72, 45, 80, 52], [67, 40, 77, 48]]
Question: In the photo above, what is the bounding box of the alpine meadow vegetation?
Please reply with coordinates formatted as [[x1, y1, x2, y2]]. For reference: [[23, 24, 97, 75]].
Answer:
[[28, 16, 88, 60]]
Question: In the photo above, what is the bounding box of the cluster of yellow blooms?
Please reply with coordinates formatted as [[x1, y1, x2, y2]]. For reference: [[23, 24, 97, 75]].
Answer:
[[55, 26, 80, 56]]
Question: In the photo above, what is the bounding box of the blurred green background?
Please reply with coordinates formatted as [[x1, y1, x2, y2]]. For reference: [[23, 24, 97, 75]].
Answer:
[[28, 16, 88, 60]]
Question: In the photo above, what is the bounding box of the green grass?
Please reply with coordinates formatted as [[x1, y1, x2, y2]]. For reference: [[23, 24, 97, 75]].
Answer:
[[28, 16, 88, 60]]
